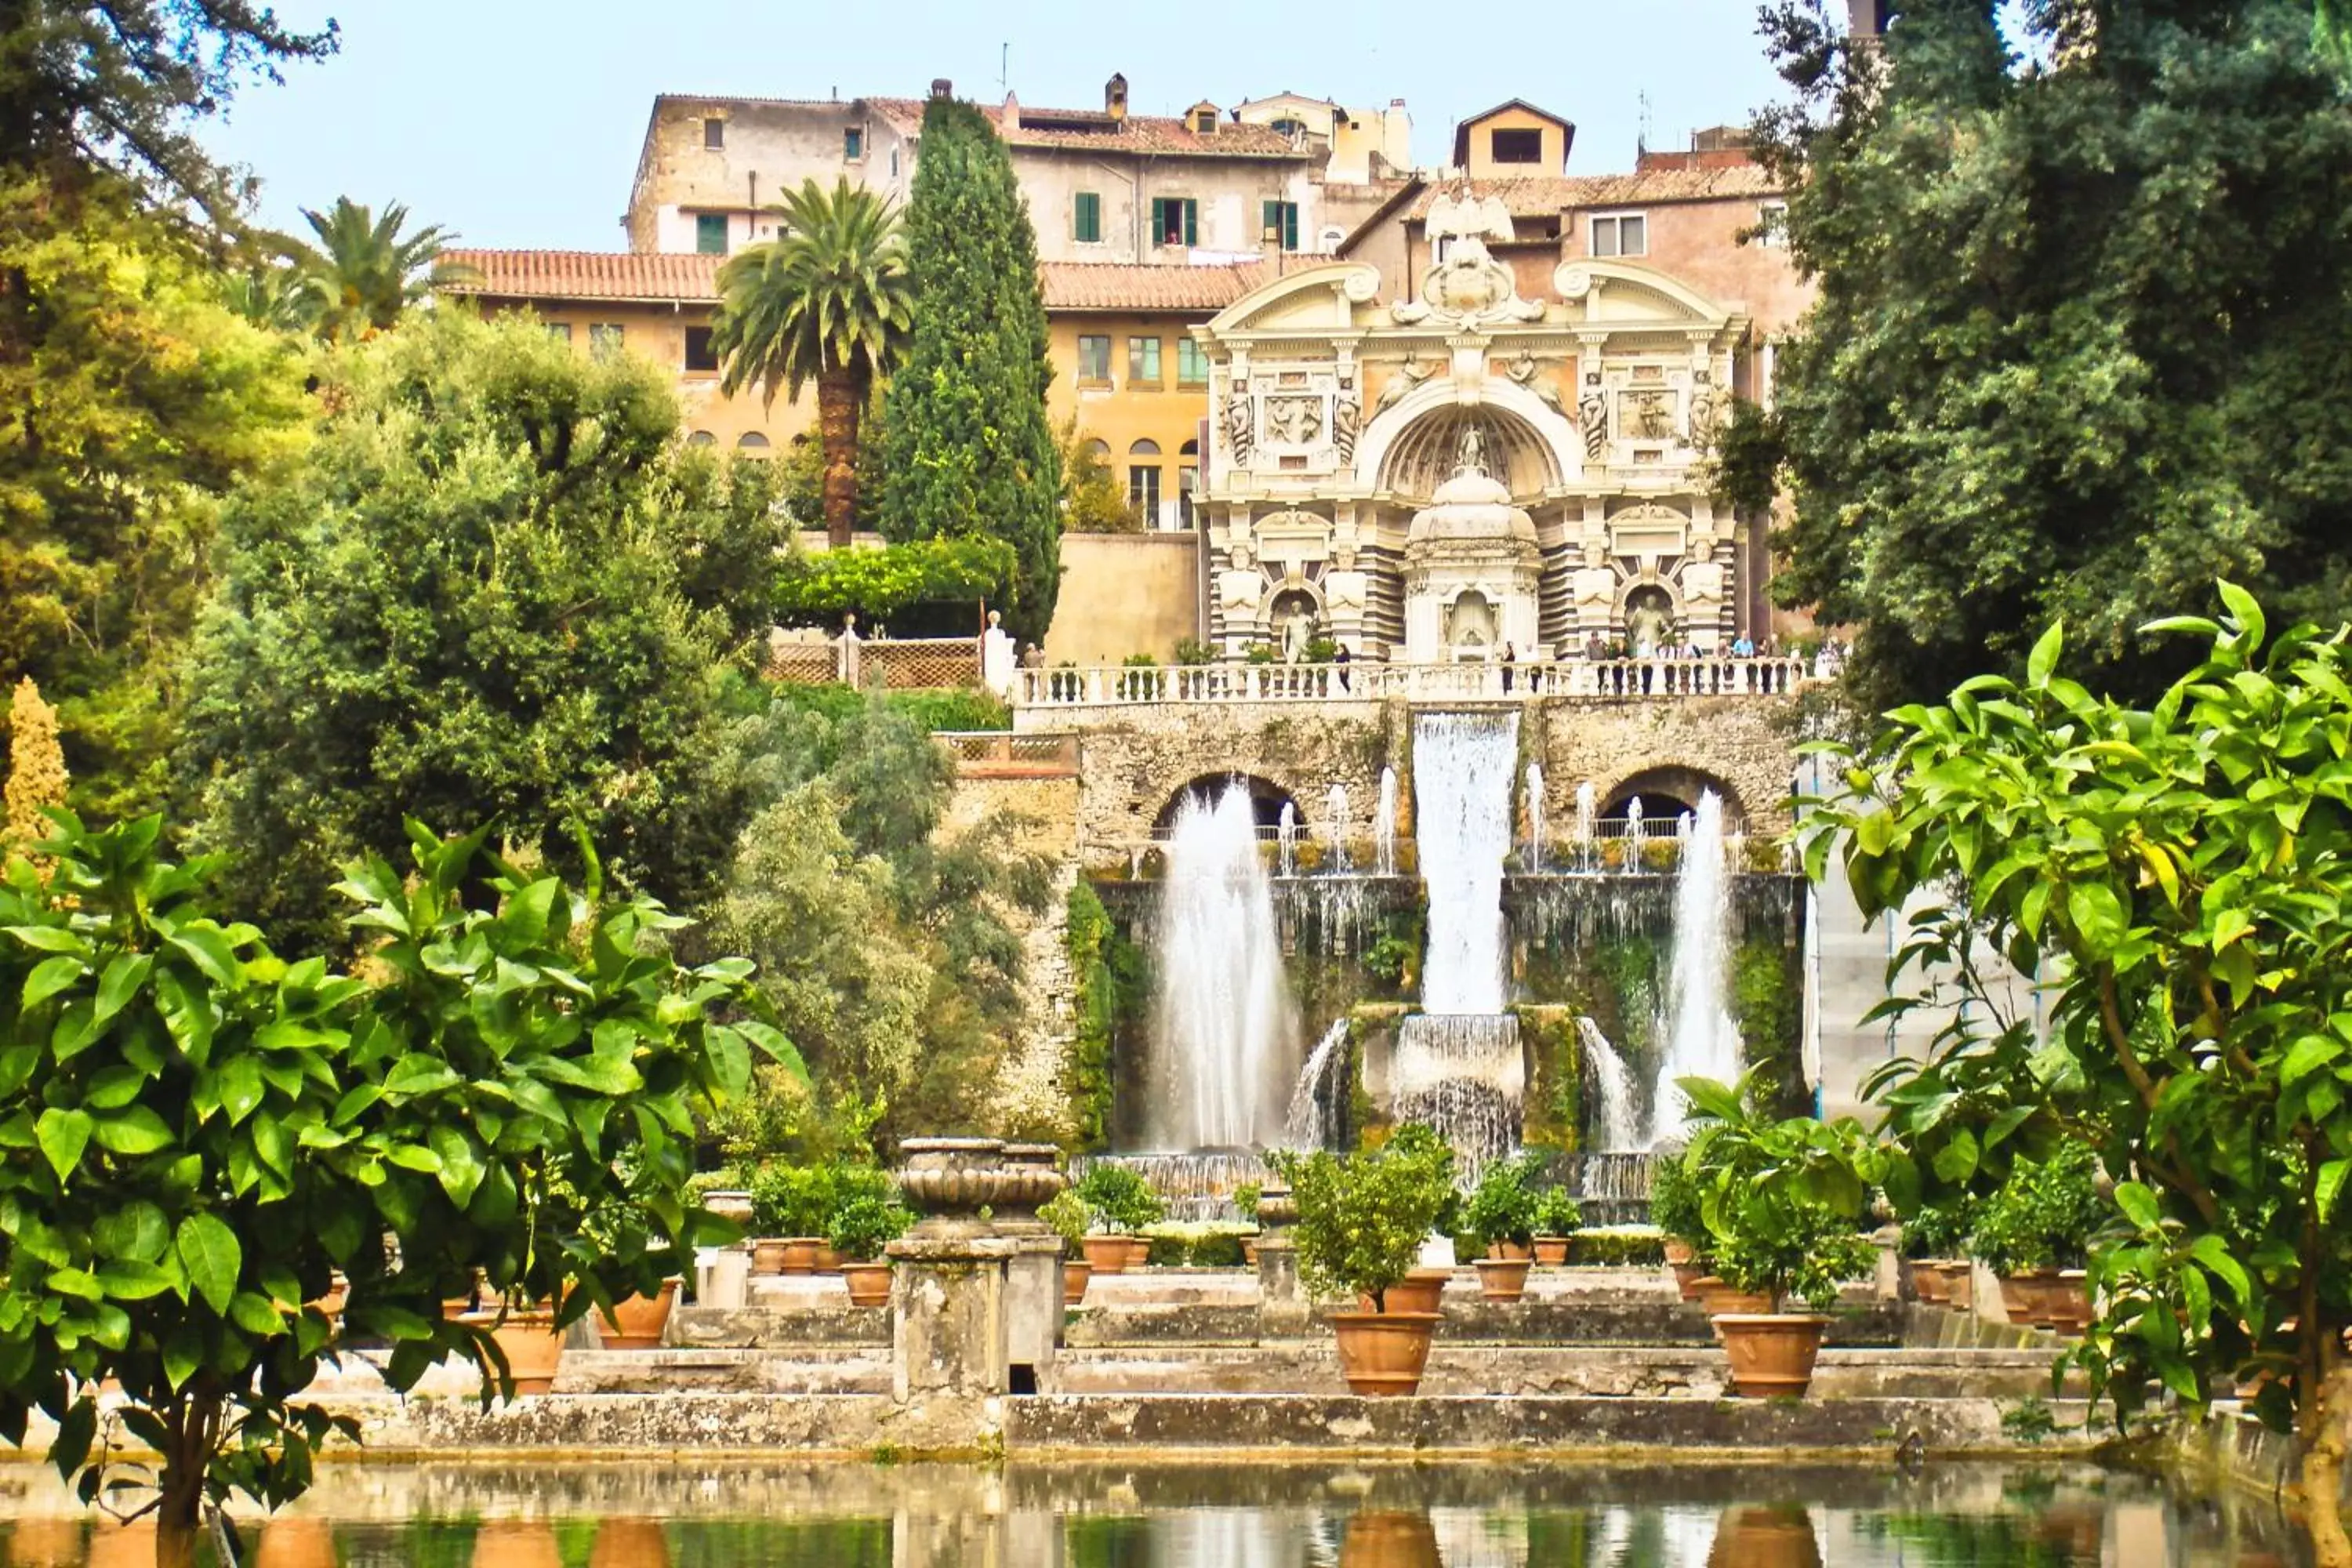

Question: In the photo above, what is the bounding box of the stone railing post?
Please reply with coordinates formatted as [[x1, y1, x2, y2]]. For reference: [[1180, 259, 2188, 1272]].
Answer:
[[994, 1143, 1070, 1394], [1254, 1176, 1309, 1330]]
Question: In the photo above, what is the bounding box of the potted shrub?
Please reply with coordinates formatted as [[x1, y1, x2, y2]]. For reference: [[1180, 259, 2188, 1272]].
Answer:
[[1648, 1151, 1711, 1301], [1274, 1127, 1457, 1395], [746, 1163, 826, 1275], [1041, 1189, 1094, 1303], [1969, 1145, 2102, 1332], [1900, 1196, 1977, 1310], [1462, 1155, 1544, 1301], [1236, 1180, 1264, 1265], [1530, 1186, 1584, 1267], [828, 1192, 914, 1308], [1076, 1163, 1164, 1272]]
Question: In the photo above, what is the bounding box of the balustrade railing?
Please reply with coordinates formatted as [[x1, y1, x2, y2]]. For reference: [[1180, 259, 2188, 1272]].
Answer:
[[1018, 656, 1812, 709], [936, 731, 1079, 778]]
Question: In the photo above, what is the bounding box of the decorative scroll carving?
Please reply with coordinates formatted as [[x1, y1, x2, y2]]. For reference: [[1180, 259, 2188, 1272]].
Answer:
[[1225, 394, 1256, 465], [1391, 182, 1547, 330]]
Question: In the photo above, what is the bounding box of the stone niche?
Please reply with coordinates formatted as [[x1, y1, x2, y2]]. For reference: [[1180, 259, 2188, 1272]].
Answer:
[[1402, 434, 1544, 663]]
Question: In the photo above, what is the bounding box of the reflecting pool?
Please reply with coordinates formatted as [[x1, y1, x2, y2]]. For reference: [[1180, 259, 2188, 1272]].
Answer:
[[0, 1459, 2307, 1566]]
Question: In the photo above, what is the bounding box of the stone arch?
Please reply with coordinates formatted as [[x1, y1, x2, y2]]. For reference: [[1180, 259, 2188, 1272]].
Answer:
[[1356, 376, 1578, 497], [1599, 764, 1747, 830], [1152, 772, 1301, 837]]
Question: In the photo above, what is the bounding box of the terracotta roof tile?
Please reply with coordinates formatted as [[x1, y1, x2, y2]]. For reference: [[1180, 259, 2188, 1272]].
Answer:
[[1403, 166, 1782, 222], [1039, 261, 1265, 311], [862, 96, 1309, 159], [440, 249, 720, 303]]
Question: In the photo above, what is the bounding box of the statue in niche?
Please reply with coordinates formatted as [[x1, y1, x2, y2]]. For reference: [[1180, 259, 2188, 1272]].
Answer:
[[1457, 423, 1488, 478], [1578, 375, 1610, 461], [1626, 597, 1673, 659], [1687, 371, 1721, 445], [1283, 607, 1313, 663], [1225, 395, 1256, 464]]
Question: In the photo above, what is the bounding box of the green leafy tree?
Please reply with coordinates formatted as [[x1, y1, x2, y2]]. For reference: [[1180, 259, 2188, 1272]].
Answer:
[[1678, 1072, 1882, 1308], [0, 814, 787, 1566], [712, 179, 911, 548], [0, 184, 310, 822], [274, 197, 475, 343], [1271, 1127, 1456, 1308], [181, 310, 759, 950], [1751, 0, 2352, 706], [1802, 588, 2352, 1563], [876, 96, 1062, 644], [1057, 418, 1136, 534]]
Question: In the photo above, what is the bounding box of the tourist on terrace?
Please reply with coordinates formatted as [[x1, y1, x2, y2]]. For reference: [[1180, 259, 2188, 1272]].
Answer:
[[1501, 642, 1517, 693], [1334, 642, 1352, 691], [1732, 633, 1755, 657], [1585, 631, 1608, 661]]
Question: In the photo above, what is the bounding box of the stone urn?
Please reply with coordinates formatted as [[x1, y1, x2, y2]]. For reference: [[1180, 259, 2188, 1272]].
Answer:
[[896, 1138, 1020, 1234], [1256, 1177, 1299, 1230], [700, 1189, 754, 1227], [995, 1142, 1070, 1231]]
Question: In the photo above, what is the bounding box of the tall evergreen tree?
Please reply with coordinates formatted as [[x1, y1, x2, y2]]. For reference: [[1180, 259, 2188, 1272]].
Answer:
[[1747, 0, 2352, 706], [876, 97, 1062, 644]]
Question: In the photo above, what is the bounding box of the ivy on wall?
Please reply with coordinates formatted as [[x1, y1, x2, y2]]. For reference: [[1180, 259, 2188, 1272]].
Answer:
[[1516, 1005, 1584, 1152], [1062, 881, 1145, 1151]]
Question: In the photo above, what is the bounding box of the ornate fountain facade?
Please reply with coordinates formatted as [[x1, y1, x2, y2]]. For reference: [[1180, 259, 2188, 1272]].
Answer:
[[1197, 193, 1755, 659]]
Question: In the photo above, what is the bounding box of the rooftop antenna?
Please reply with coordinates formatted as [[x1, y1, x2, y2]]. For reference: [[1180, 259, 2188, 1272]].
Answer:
[[999, 42, 1009, 96], [1638, 89, 1653, 158]]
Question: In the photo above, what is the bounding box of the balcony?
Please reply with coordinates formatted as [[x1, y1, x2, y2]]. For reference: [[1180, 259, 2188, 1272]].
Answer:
[[1014, 656, 1816, 712]]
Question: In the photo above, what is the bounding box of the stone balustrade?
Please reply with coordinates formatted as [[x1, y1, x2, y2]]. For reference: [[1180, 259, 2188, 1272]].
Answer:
[[1016, 655, 1814, 710]]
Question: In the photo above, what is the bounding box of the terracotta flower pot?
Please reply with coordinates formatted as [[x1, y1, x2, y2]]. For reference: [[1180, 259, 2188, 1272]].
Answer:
[[1671, 1261, 1710, 1301], [1082, 1235, 1131, 1275], [1242, 1238, 1259, 1266], [1473, 1256, 1533, 1302], [1664, 1237, 1697, 1268], [780, 1237, 825, 1275], [1532, 1236, 1570, 1266], [1697, 1277, 1777, 1317], [1939, 1261, 1976, 1312], [1365, 1269, 1451, 1316], [812, 1244, 845, 1273], [1909, 1259, 1949, 1305], [597, 1279, 679, 1350], [2049, 1269, 2094, 1334], [1064, 1259, 1094, 1304], [1487, 1239, 1533, 1262], [1123, 1236, 1154, 1270], [309, 1271, 349, 1322], [750, 1238, 791, 1275], [1999, 1269, 2063, 1327], [1717, 1312, 1830, 1398], [1329, 1308, 1441, 1396], [1339, 1510, 1443, 1568], [467, 1308, 565, 1395], [840, 1260, 892, 1308]]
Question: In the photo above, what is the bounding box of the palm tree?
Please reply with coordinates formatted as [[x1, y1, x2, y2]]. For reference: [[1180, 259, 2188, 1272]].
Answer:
[[711, 177, 913, 546], [276, 197, 476, 343], [220, 263, 322, 335]]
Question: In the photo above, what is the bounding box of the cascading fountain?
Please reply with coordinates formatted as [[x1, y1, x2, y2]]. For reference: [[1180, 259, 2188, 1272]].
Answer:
[[1276, 801, 1297, 877], [1649, 789, 1743, 1145], [1393, 712, 1525, 1171], [1283, 1018, 1352, 1150], [1574, 780, 1597, 871], [1149, 782, 1300, 1149], [1577, 1017, 1641, 1152], [1523, 761, 1546, 872], [1326, 783, 1350, 870], [1375, 766, 1399, 876]]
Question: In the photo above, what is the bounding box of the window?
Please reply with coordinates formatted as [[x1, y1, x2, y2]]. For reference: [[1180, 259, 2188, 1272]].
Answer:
[[545, 322, 573, 343], [1261, 200, 1300, 252], [1190, 107, 1218, 133], [683, 325, 718, 372], [737, 432, 771, 451], [1176, 339, 1209, 387], [1150, 196, 1198, 249], [686, 430, 717, 446], [1270, 117, 1308, 140], [844, 126, 864, 160], [1755, 201, 1790, 249], [1590, 212, 1648, 258], [695, 213, 728, 255], [1177, 464, 1198, 528], [588, 323, 625, 357], [1490, 127, 1544, 165], [1127, 336, 1161, 386], [703, 118, 724, 150], [1074, 191, 1102, 245], [1076, 335, 1112, 382], [889, 148, 900, 179], [1127, 440, 1162, 524]]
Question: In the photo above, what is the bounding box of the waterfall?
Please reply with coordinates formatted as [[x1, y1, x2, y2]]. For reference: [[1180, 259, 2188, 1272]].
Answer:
[[1375, 767, 1399, 876], [1326, 783, 1350, 871], [1276, 801, 1297, 877], [1523, 761, 1546, 873], [1074, 1152, 1269, 1224], [1626, 797, 1645, 842], [1576, 1017, 1642, 1152], [1392, 1014, 1524, 1174], [1150, 782, 1300, 1149], [1574, 780, 1597, 871], [1414, 711, 1519, 1013], [1283, 1018, 1352, 1150], [1650, 789, 1743, 1145]]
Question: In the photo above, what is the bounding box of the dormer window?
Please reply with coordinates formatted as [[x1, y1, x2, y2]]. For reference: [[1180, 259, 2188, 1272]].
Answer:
[[1270, 117, 1308, 140], [1191, 107, 1218, 134], [1491, 128, 1544, 164]]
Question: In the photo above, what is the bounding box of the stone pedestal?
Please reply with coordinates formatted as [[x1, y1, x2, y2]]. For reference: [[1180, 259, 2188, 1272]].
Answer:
[[1871, 1223, 1904, 1303], [695, 1245, 750, 1310], [1003, 1236, 1064, 1392], [886, 1234, 1018, 1402], [1256, 1236, 1308, 1329]]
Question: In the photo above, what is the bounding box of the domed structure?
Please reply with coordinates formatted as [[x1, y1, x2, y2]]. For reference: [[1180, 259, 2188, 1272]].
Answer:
[[1400, 430, 1544, 663]]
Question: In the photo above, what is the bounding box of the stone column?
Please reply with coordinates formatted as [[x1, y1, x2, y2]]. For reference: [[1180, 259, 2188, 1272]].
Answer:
[[889, 1138, 1016, 1408], [1254, 1176, 1310, 1330], [995, 1143, 1070, 1394]]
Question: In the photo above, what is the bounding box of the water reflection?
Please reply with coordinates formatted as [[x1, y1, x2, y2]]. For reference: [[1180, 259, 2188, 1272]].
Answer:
[[0, 1461, 2307, 1566]]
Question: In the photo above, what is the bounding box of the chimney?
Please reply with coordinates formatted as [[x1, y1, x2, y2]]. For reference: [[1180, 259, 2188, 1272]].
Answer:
[[1105, 72, 1129, 122], [1846, 0, 1890, 36], [930, 78, 953, 100]]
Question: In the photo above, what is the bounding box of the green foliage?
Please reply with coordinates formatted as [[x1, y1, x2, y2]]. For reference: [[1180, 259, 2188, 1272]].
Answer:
[[1172, 638, 1216, 667], [825, 1193, 913, 1261], [1038, 1189, 1089, 1249], [1233, 1181, 1263, 1225], [1142, 1225, 1249, 1269], [1966, 1145, 2103, 1277], [1461, 1154, 1545, 1252], [1073, 1163, 1163, 1234], [183, 309, 764, 952], [1900, 1196, 1976, 1261], [875, 96, 1062, 644], [1062, 884, 1127, 1151], [1679, 1070, 1882, 1308], [1272, 1125, 1456, 1307], [1799, 590, 2352, 1490], [1058, 419, 1134, 535], [746, 1162, 892, 1239], [0, 184, 311, 822], [1646, 1145, 1708, 1254], [1565, 1229, 1663, 1268], [1533, 1186, 1584, 1238], [1755, 1, 2352, 706], [272, 198, 470, 342], [0, 813, 781, 1536], [1999, 1396, 2060, 1445], [771, 537, 1014, 629]]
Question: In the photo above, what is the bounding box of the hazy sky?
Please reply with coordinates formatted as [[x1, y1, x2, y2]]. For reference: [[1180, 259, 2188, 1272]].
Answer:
[[198, 0, 1795, 251]]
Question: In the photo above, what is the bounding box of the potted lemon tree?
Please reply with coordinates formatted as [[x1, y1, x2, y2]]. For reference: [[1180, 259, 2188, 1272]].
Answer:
[[1968, 1145, 2102, 1332], [1462, 1155, 1544, 1301], [1041, 1190, 1094, 1303], [1075, 1163, 1163, 1273], [1274, 1126, 1457, 1396], [828, 1192, 914, 1308]]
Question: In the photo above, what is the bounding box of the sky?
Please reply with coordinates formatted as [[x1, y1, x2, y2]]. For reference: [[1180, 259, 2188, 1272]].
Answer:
[[198, 0, 1795, 252]]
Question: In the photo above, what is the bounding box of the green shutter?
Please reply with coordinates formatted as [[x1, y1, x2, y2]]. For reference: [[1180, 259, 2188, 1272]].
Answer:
[[1183, 199, 1198, 247], [1076, 191, 1101, 244], [1285, 204, 1299, 252], [1261, 199, 1278, 241]]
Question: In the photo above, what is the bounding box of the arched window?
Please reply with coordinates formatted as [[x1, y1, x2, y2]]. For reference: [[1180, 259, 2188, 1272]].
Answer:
[[1083, 438, 1111, 462], [685, 430, 717, 446], [1127, 439, 1162, 527], [1129, 438, 1161, 457], [736, 431, 771, 451], [1178, 437, 1199, 456]]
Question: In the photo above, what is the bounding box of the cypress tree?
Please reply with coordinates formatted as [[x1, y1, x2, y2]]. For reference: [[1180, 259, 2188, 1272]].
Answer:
[[877, 97, 1062, 644]]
